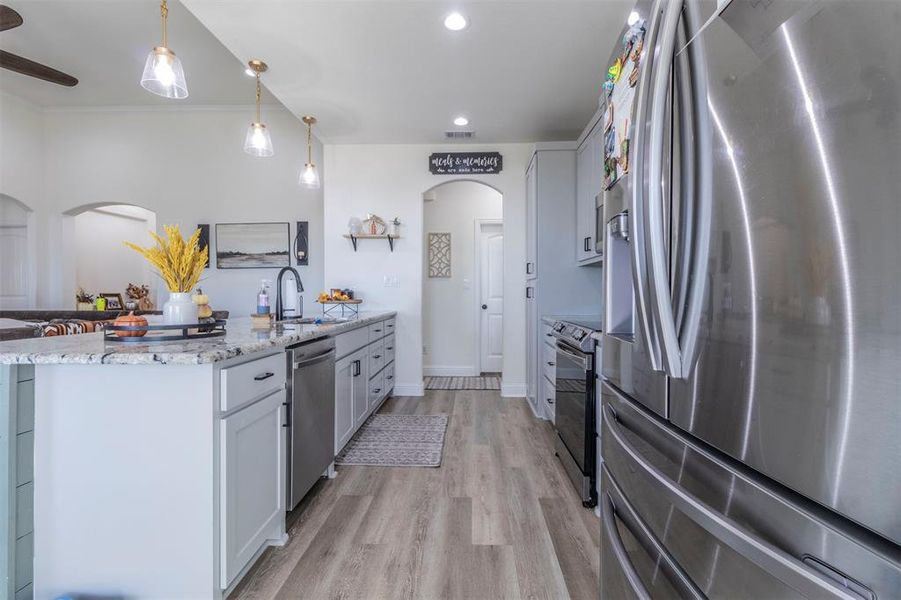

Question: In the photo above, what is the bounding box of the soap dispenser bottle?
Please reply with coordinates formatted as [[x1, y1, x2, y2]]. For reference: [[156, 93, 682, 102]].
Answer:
[[256, 280, 271, 315]]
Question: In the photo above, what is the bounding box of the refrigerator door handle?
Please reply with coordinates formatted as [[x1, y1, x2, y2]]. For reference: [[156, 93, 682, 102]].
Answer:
[[673, 0, 713, 379], [630, 0, 666, 372], [602, 404, 861, 600], [601, 492, 652, 600], [645, 0, 686, 377]]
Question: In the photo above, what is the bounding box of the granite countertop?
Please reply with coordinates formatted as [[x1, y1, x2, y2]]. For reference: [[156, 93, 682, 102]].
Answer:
[[0, 311, 396, 366]]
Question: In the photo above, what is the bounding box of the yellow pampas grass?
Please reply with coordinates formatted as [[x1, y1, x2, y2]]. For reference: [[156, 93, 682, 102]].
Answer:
[[124, 225, 208, 293]]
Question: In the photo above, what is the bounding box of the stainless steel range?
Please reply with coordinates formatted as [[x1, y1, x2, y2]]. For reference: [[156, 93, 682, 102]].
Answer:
[[550, 318, 601, 508]]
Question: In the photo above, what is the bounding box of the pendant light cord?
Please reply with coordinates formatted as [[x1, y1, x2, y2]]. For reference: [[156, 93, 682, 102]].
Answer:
[[307, 121, 313, 163], [255, 74, 262, 123], [160, 0, 168, 48]]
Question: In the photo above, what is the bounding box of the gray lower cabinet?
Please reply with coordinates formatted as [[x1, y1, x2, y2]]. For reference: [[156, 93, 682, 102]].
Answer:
[[219, 390, 285, 588], [334, 317, 397, 454], [351, 347, 369, 430], [1, 365, 35, 600]]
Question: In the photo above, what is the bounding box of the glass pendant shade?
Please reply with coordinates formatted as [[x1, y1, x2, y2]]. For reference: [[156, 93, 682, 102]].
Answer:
[[300, 163, 321, 189], [244, 122, 274, 157], [141, 47, 188, 99]]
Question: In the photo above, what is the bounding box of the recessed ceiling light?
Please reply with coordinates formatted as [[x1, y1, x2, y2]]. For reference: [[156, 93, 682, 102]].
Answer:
[[444, 12, 467, 31], [453, 116, 469, 127], [627, 11, 640, 26]]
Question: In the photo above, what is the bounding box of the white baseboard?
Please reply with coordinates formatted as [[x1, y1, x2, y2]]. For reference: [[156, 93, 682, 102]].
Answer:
[[394, 382, 424, 397], [423, 366, 479, 377], [500, 383, 526, 398]]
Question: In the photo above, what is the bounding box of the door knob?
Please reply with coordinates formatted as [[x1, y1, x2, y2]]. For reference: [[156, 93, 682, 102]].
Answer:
[[481, 304, 488, 310]]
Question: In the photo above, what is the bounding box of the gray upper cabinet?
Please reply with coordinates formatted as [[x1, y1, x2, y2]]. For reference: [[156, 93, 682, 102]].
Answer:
[[575, 111, 605, 266], [525, 159, 538, 280]]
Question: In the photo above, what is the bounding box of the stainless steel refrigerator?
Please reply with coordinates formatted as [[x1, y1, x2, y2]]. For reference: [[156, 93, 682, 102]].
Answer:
[[599, 0, 901, 597]]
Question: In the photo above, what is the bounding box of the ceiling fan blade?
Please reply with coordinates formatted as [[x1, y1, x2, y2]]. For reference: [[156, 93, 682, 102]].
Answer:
[[0, 50, 78, 86], [0, 5, 23, 31]]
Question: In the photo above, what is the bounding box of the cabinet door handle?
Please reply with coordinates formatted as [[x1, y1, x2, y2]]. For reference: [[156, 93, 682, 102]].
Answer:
[[526, 262, 534, 275], [353, 360, 361, 377], [547, 398, 555, 405], [547, 361, 555, 366], [386, 346, 394, 351], [387, 375, 394, 380], [282, 401, 291, 427], [526, 287, 534, 299], [373, 388, 381, 394], [373, 354, 382, 359], [584, 236, 592, 252], [254, 372, 275, 381]]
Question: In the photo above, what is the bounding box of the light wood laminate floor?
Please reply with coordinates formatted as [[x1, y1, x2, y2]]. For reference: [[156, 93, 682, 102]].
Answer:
[[231, 390, 600, 600]]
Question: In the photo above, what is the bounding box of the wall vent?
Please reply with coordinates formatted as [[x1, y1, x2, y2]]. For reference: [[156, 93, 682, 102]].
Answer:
[[444, 130, 475, 139]]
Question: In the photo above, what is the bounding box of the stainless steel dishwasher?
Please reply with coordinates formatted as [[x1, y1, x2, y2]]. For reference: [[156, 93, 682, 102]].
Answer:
[[285, 336, 335, 511]]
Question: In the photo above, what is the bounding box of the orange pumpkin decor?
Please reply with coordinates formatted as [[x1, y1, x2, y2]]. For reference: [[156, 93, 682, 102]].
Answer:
[[113, 311, 149, 338]]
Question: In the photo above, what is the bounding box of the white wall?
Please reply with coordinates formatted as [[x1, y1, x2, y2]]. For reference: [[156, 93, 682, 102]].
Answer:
[[324, 143, 534, 396], [74, 206, 157, 303], [0, 94, 43, 307], [423, 181, 502, 376], [0, 94, 324, 315]]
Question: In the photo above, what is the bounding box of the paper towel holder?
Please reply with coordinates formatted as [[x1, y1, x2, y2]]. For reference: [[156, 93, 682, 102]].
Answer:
[[294, 221, 309, 266]]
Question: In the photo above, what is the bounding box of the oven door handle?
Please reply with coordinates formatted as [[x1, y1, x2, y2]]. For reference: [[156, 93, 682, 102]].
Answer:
[[555, 341, 592, 371]]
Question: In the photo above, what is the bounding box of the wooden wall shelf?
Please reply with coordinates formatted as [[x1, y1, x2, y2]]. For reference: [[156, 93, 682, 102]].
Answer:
[[343, 234, 400, 252]]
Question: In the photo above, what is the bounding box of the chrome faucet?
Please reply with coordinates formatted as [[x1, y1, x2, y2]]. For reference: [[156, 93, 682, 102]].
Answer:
[[275, 266, 304, 321]]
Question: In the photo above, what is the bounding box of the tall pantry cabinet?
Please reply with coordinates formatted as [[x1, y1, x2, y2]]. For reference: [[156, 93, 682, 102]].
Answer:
[[524, 144, 604, 418]]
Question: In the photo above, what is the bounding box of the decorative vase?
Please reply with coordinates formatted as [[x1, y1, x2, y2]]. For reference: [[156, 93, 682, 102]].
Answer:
[[163, 292, 199, 325], [77, 302, 93, 311]]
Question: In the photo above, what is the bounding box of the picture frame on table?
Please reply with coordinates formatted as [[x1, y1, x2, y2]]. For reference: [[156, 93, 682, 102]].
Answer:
[[99, 293, 125, 311]]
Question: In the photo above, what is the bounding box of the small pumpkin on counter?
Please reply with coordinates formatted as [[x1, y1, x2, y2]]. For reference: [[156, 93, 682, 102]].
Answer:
[[113, 311, 149, 338]]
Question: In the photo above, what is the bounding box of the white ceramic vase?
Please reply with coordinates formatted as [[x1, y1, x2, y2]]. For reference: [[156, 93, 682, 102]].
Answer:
[[163, 292, 198, 325]]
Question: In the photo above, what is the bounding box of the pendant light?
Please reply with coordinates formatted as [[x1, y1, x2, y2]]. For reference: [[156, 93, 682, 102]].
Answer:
[[140, 0, 188, 99], [299, 115, 321, 189], [244, 60, 274, 157]]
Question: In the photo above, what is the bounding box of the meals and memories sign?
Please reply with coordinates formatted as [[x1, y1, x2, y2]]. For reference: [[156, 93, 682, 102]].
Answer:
[[428, 152, 503, 175]]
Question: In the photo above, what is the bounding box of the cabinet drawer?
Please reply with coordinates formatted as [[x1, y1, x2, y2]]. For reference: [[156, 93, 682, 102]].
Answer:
[[220, 353, 286, 412], [369, 338, 385, 375], [335, 326, 369, 360], [384, 318, 396, 335], [369, 371, 385, 408], [384, 334, 396, 364], [383, 363, 395, 391], [541, 322, 554, 341], [542, 341, 557, 383], [543, 375, 556, 423], [369, 321, 386, 341]]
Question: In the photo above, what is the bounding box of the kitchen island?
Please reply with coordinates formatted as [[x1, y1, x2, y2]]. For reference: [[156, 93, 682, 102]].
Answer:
[[0, 312, 396, 599]]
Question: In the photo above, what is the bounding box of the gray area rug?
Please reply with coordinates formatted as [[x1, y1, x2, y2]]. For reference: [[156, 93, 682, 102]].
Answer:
[[424, 376, 501, 390], [335, 414, 448, 467]]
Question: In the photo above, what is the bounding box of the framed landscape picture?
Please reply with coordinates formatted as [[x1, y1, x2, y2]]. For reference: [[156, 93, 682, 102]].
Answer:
[[215, 223, 290, 269]]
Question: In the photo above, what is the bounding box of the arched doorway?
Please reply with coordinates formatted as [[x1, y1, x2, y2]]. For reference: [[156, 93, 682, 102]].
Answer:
[[64, 203, 158, 309], [421, 180, 503, 380], [0, 194, 35, 308]]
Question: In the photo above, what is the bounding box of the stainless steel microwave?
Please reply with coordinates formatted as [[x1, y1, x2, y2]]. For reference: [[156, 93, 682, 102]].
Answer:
[[594, 193, 604, 254]]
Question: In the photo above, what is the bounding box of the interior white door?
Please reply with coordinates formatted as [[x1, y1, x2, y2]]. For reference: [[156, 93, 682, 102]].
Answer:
[[479, 223, 504, 373]]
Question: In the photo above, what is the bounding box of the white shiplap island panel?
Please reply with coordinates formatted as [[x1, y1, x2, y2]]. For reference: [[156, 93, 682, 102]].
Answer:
[[0, 312, 396, 599]]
